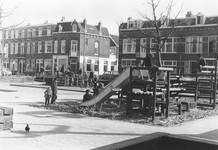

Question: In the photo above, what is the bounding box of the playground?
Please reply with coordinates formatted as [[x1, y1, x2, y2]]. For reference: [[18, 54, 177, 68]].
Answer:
[[28, 58, 218, 127]]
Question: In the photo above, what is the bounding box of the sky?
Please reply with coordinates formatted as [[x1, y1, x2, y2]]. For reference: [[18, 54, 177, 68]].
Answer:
[[1, 0, 218, 35]]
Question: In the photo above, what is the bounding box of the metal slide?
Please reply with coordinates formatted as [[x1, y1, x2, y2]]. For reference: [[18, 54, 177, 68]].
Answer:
[[80, 67, 131, 107]]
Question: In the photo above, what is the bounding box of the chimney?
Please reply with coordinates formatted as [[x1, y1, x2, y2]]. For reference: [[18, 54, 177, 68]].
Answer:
[[61, 16, 65, 21], [98, 21, 102, 35], [186, 11, 192, 17], [83, 18, 87, 31]]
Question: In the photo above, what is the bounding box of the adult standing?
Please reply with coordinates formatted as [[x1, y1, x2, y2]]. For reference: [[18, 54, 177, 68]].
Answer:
[[197, 53, 206, 72], [51, 78, 58, 104], [89, 69, 94, 87]]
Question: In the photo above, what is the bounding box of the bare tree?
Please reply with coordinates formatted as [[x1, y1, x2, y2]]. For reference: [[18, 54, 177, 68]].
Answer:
[[120, 0, 183, 67]]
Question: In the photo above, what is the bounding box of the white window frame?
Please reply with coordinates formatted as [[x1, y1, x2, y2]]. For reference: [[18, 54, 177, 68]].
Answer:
[[21, 43, 25, 54], [31, 42, 35, 54], [71, 40, 77, 53], [94, 41, 99, 55], [122, 38, 136, 53], [21, 29, 25, 38], [11, 30, 14, 39], [162, 60, 177, 73], [10, 43, 14, 54], [47, 26, 51, 36], [45, 40, 52, 53], [38, 41, 42, 53], [32, 28, 35, 37], [15, 30, 19, 38], [72, 24, 77, 32], [121, 59, 136, 67], [15, 43, 18, 54], [5, 30, 8, 39], [61, 40, 66, 53], [54, 40, 58, 53], [38, 27, 42, 37], [185, 36, 203, 54], [140, 38, 147, 53], [27, 43, 30, 54]]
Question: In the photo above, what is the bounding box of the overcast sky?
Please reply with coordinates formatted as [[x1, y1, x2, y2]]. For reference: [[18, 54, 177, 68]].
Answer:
[[1, 0, 218, 35]]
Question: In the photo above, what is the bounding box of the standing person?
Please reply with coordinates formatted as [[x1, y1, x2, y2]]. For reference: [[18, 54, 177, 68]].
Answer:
[[197, 53, 206, 72], [83, 72, 88, 88], [79, 68, 82, 75], [142, 53, 156, 78], [61, 65, 65, 75], [44, 87, 52, 107], [89, 69, 94, 87], [51, 78, 58, 104]]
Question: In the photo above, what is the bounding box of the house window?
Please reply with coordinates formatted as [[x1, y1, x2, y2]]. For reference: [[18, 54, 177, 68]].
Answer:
[[36, 59, 43, 72], [32, 28, 35, 37], [121, 59, 136, 67], [87, 59, 91, 71], [21, 43, 25, 54], [31, 42, 35, 54], [150, 38, 157, 53], [185, 37, 203, 53], [94, 41, 99, 55], [161, 37, 176, 53], [3, 59, 9, 69], [38, 27, 42, 37], [54, 40, 58, 53], [45, 41, 52, 53], [71, 40, 77, 53], [21, 29, 25, 38], [104, 61, 108, 72], [10, 43, 14, 54], [109, 47, 116, 55], [122, 38, 136, 53], [47, 26, 51, 36], [140, 38, 147, 53], [61, 40, 66, 53], [5, 30, 8, 39], [26, 59, 30, 71], [72, 24, 77, 32], [58, 24, 63, 32], [11, 30, 14, 39], [44, 59, 52, 71], [27, 43, 30, 54], [38, 41, 42, 53], [27, 29, 31, 37], [94, 60, 99, 72], [162, 61, 177, 73], [208, 36, 216, 53], [5, 43, 8, 55], [111, 61, 116, 71], [15, 43, 18, 54], [15, 30, 19, 38], [31, 59, 35, 70]]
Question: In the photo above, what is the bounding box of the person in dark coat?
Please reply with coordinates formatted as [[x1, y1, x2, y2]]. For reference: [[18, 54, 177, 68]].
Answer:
[[89, 69, 94, 87], [51, 78, 58, 104], [79, 68, 82, 75], [142, 53, 155, 67], [197, 53, 206, 72], [82, 89, 93, 102]]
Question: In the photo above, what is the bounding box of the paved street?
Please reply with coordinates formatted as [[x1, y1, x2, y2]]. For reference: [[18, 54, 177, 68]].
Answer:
[[0, 83, 218, 150]]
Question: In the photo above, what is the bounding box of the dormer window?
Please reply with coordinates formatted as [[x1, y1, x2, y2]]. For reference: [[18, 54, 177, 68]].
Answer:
[[72, 24, 77, 32], [196, 13, 204, 25], [127, 19, 142, 28], [58, 24, 63, 32]]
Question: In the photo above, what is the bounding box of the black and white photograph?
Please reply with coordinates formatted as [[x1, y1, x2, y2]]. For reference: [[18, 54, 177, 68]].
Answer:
[[0, 0, 218, 149]]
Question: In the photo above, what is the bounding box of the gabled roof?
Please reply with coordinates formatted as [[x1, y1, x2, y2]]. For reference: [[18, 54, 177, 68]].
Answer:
[[110, 34, 119, 47]]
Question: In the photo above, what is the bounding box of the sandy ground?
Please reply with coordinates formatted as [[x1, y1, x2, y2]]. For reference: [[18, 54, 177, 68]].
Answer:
[[0, 83, 218, 150]]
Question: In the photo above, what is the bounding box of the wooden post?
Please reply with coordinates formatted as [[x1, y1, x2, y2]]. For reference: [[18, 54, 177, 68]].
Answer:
[[152, 67, 157, 121], [128, 66, 133, 117], [166, 71, 170, 118]]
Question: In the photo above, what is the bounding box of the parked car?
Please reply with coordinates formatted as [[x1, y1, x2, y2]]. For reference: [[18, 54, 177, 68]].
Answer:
[[2, 68, 12, 76], [99, 71, 119, 85]]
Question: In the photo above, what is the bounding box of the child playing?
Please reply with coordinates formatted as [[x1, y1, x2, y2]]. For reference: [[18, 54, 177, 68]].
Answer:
[[44, 87, 52, 106], [82, 89, 93, 102]]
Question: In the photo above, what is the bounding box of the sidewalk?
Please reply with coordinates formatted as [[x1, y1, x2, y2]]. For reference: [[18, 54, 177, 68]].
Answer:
[[10, 81, 86, 92], [1, 82, 218, 150]]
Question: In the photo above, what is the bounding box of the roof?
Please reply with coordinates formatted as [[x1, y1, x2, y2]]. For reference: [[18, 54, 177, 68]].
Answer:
[[54, 20, 110, 36], [110, 34, 119, 47]]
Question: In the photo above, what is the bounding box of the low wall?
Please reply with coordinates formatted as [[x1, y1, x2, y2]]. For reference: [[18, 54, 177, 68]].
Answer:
[[0, 106, 13, 130], [0, 76, 34, 83]]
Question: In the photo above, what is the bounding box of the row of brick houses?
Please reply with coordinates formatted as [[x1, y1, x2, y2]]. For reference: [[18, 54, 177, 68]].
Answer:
[[119, 12, 218, 74], [0, 18, 118, 76]]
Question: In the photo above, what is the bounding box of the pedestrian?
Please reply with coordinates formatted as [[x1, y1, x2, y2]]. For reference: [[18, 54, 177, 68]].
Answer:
[[142, 53, 156, 78], [51, 78, 58, 104], [79, 68, 82, 75], [197, 53, 206, 72], [44, 87, 52, 107], [82, 89, 93, 102], [93, 82, 104, 97], [89, 69, 94, 87], [61, 65, 65, 75], [83, 72, 88, 88]]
